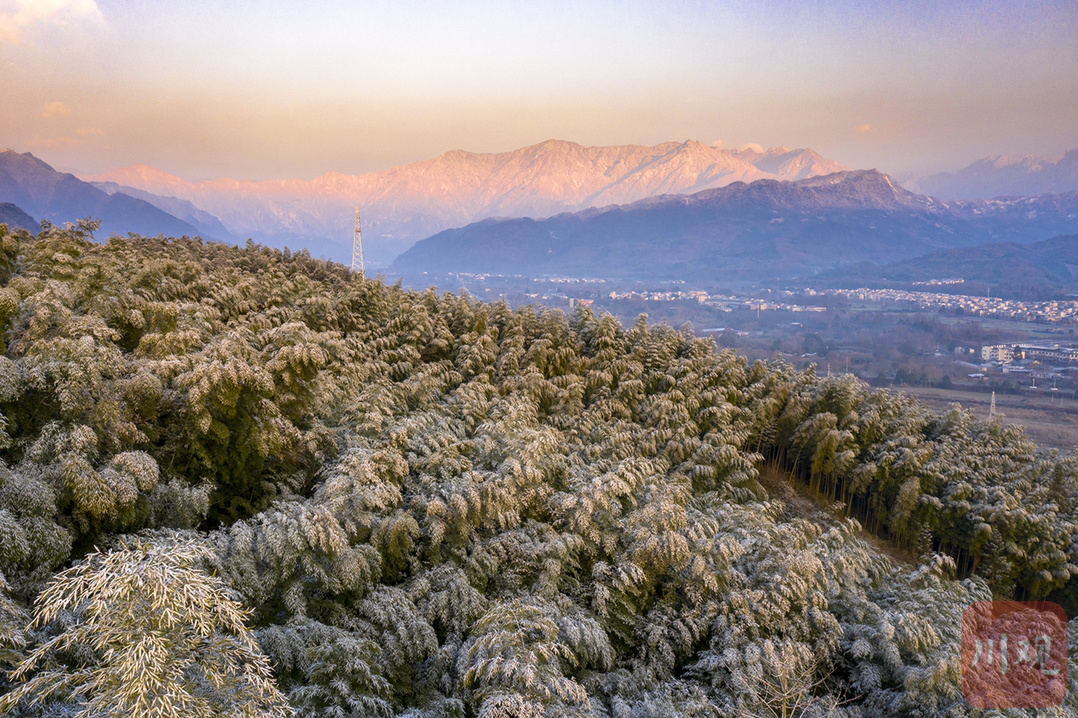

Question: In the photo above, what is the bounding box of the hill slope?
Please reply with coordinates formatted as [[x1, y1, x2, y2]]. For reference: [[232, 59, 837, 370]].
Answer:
[[0, 202, 36, 231], [84, 140, 848, 264], [392, 170, 1078, 282], [823, 234, 1078, 299], [1, 225, 1076, 716], [0, 149, 203, 239]]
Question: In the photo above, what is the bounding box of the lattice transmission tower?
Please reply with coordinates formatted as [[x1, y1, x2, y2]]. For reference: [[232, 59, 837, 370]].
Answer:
[[351, 207, 366, 277]]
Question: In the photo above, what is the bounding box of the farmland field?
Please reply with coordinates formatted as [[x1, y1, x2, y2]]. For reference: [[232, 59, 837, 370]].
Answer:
[[899, 384, 1078, 451]]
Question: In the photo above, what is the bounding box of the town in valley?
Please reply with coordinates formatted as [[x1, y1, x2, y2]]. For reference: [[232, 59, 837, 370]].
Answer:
[[406, 270, 1078, 449]]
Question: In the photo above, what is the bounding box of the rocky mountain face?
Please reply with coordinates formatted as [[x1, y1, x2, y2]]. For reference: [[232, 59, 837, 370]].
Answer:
[[0, 150, 201, 239], [84, 140, 848, 265], [909, 148, 1078, 200], [391, 170, 1078, 283]]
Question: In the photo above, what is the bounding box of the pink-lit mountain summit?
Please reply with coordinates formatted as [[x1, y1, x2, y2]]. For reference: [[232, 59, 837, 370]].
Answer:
[[85, 139, 847, 264]]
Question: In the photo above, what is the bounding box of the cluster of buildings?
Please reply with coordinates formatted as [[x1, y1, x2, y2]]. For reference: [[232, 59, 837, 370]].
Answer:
[[606, 289, 828, 313], [977, 343, 1078, 386], [981, 343, 1078, 365], [828, 288, 1078, 323], [607, 288, 710, 302], [911, 278, 965, 286]]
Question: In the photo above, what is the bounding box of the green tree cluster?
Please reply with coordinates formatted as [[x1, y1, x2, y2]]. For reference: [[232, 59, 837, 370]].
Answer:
[[1, 222, 1077, 716], [773, 374, 1078, 604]]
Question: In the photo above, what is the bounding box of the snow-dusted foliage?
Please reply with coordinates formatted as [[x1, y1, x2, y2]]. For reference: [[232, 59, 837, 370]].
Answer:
[[1, 221, 1077, 716], [0, 535, 292, 717]]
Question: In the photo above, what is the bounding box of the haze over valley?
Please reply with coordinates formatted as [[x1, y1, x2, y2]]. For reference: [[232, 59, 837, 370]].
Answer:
[[78, 140, 848, 264], [3, 140, 1077, 279]]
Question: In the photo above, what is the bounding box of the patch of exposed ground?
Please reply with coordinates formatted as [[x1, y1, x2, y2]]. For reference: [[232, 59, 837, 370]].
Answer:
[[757, 461, 917, 567]]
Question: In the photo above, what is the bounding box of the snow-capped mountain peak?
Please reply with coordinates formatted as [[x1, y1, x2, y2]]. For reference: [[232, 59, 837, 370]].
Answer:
[[82, 139, 849, 264]]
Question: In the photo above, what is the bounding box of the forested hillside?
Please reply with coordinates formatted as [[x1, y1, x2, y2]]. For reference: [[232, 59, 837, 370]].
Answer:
[[1, 221, 1077, 716], [391, 171, 1078, 283]]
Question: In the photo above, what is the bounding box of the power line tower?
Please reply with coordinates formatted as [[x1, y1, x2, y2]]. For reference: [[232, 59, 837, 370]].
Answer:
[[989, 390, 997, 419], [351, 207, 366, 278]]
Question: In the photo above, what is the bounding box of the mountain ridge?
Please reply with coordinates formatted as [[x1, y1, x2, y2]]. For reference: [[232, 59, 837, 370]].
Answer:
[[90, 180, 235, 241], [83, 139, 849, 264], [391, 169, 1078, 283], [908, 148, 1078, 200], [0, 149, 203, 240]]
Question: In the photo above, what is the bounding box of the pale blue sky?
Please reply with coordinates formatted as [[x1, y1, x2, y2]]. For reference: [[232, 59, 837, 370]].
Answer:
[[2, 0, 1075, 180]]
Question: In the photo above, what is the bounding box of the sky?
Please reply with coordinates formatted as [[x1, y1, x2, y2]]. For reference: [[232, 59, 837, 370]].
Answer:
[[1, 0, 1076, 181]]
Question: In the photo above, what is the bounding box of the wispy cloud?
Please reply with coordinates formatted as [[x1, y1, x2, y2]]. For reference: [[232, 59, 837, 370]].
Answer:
[[41, 100, 71, 118], [0, 0, 104, 43], [855, 124, 872, 133]]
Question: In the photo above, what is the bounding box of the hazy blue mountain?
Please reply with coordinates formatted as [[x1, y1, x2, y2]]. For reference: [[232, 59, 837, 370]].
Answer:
[[85, 140, 849, 265], [0, 202, 36, 232], [391, 170, 1078, 283], [90, 180, 235, 242], [910, 149, 1078, 200], [0, 149, 203, 239]]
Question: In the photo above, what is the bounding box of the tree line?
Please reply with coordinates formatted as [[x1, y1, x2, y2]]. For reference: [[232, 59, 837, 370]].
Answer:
[[0, 221, 1076, 716]]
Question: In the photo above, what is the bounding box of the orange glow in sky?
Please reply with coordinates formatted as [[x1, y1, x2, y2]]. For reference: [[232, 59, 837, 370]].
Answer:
[[2, 0, 1076, 180]]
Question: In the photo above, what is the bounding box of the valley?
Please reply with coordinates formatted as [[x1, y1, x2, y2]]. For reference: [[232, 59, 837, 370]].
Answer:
[[8, 140, 1078, 456], [400, 270, 1078, 450], [4, 2, 1077, 714]]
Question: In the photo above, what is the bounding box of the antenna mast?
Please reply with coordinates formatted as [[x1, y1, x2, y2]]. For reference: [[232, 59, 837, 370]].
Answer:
[[351, 207, 366, 278]]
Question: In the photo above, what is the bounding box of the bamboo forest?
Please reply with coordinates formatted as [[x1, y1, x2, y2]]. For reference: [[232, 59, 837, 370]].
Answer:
[[0, 221, 1077, 717]]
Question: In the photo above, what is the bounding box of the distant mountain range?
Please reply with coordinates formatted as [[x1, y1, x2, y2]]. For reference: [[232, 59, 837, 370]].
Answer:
[[391, 170, 1078, 284], [907, 149, 1078, 200], [7, 141, 1078, 288], [83, 140, 848, 264], [90, 181, 235, 241], [0, 149, 203, 239]]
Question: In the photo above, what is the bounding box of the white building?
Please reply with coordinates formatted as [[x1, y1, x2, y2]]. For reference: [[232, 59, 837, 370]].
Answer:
[[981, 344, 1014, 363]]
